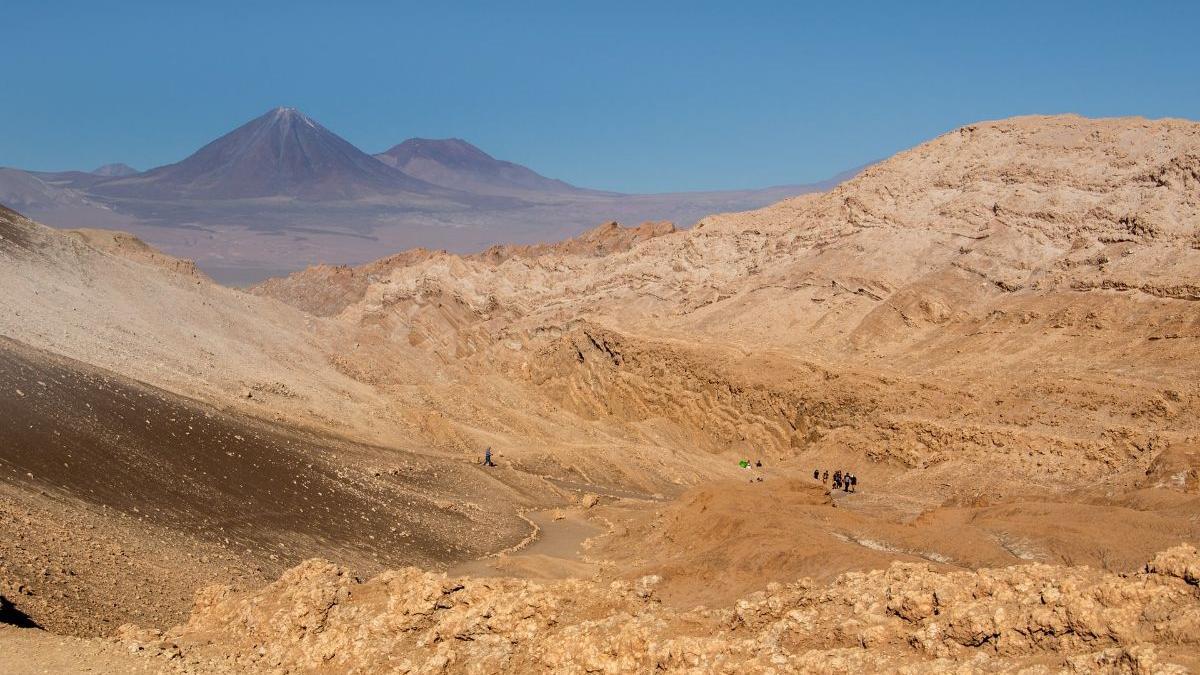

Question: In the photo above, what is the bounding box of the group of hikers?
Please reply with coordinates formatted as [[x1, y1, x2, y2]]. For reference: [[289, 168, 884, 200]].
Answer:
[[483, 447, 857, 495], [814, 468, 858, 492], [739, 458, 764, 482]]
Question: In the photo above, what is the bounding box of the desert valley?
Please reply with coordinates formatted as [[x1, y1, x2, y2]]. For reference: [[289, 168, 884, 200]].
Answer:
[[1, 113, 1198, 672]]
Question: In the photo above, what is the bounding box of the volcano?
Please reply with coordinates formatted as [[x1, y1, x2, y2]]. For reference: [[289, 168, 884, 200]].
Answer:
[[91, 163, 138, 177], [92, 107, 441, 200], [375, 137, 595, 196]]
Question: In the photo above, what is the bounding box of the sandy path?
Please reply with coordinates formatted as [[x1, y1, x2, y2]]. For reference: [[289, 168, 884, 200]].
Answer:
[[0, 625, 165, 674], [449, 510, 602, 579]]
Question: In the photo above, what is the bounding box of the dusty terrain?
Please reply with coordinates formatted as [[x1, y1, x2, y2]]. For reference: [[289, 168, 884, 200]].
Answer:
[[2, 114, 1200, 672], [112, 544, 1200, 673]]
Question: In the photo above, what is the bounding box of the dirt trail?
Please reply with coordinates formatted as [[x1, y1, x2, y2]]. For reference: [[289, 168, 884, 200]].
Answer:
[[590, 474, 1200, 609], [449, 510, 603, 580], [0, 625, 166, 675]]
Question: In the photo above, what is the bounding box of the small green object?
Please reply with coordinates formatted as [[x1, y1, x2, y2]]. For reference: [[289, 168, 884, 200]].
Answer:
[[738, 459, 750, 468]]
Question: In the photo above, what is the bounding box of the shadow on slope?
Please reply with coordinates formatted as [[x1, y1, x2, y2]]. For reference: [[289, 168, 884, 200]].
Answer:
[[0, 336, 543, 633]]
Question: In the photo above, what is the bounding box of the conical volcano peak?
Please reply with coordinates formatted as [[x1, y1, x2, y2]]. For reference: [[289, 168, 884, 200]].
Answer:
[[263, 106, 317, 129], [89, 108, 435, 200], [91, 162, 138, 177], [269, 106, 305, 118]]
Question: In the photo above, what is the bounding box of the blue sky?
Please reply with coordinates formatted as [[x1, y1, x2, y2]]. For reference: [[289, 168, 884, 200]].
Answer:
[[4, 1, 1198, 192]]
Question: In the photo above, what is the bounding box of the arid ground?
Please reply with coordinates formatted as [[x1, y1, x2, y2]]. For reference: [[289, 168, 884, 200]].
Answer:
[[2, 114, 1199, 672]]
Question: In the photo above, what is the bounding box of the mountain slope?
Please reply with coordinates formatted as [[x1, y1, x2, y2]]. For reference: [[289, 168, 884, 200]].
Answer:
[[248, 220, 678, 316], [0, 168, 95, 209], [257, 113, 1200, 493], [0, 205, 544, 636], [245, 113, 1200, 606], [91, 163, 138, 177], [375, 137, 593, 196], [91, 107, 444, 200]]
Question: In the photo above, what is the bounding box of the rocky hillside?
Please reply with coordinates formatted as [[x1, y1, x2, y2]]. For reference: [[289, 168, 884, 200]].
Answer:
[[3, 114, 1199, 672], [248, 220, 678, 317], [252, 114, 1200, 490], [8, 114, 1199, 495], [118, 545, 1200, 673]]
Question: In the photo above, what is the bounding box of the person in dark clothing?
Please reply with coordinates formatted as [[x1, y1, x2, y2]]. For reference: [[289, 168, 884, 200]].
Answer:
[[832, 470, 842, 489], [813, 469, 820, 480], [843, 475, 851, 492], [822, 470, 829, 483], [483, 447, 495, 467], [850, 474, 858, 492]]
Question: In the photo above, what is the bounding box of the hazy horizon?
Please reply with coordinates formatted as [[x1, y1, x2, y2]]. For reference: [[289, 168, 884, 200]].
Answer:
[[5, 1, 1198, 192]]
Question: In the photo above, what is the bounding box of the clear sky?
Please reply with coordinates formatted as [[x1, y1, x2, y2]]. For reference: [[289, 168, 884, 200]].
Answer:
[[4, 1, 1198, 192]]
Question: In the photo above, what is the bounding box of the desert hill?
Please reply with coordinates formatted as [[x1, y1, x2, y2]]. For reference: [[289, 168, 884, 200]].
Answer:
[[247, 112, 1200, 593], [0, 205, 560, 639], [0, 169, 96, 210], [248, 219, 679, 317], [254, 115, 1200, 477], [0, 336, 535, 636], [2, 114, 1199, 672]]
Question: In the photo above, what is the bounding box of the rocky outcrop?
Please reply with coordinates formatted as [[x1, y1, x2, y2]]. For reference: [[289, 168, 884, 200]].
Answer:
[[474, 220, 678, 264], [247, 248, 445, 317], [250, 221, 678, 316], [120, 545, 1200, 673], [528, 324, 876, 456]]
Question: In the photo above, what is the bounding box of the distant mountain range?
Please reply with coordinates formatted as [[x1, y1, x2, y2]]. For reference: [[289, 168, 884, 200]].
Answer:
[[14, 107, 594, 204], [0, 107, 865, 284], [90, 108, 443, 201]]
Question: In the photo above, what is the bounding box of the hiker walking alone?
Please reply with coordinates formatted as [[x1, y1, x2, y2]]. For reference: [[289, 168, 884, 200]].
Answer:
[[483, 447, 495, 467]]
